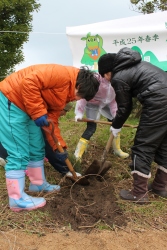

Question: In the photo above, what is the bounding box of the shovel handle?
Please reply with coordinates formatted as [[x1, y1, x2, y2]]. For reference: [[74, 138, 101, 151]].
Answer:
[[77, 118, 112, 125], [101, 133, 114, 162], [42, 119, 77, 180], [77, 118, 138, 128], [105, 133, 114, 153], [55, 141, 78, 180]]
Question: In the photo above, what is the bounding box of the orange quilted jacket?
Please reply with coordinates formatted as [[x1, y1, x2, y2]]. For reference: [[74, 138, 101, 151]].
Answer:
[[0, 64, 79, 150]]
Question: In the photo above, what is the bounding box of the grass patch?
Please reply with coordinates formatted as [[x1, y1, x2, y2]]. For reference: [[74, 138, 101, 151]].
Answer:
[[0, 103, 167, 233]]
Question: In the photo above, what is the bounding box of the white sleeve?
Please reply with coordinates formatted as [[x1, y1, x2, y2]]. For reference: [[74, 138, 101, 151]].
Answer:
[[74, 99, 87, 121], [109, 99, 117, 117], [109, 86, 118, 117]]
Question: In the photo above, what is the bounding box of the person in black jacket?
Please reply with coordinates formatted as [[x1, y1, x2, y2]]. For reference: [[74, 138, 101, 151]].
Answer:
[[98, 47, 167, 204]]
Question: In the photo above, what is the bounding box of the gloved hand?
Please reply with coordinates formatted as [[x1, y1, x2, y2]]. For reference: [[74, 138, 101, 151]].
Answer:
[[75, 113, 83, 122], [55, 149, 68, 162], [110, 126, 121, 137], [34, 115, 49, 127]]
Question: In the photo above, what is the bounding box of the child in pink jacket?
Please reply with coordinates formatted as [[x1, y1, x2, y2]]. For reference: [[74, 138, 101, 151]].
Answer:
[[74, 74, 129, 160]]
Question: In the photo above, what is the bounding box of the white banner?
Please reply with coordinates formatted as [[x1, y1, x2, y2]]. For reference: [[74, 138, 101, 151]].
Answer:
[[66, 11, 167, 71]]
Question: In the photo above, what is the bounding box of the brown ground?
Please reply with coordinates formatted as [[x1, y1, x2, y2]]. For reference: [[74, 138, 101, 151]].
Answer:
[[0, 229, 167, 250]]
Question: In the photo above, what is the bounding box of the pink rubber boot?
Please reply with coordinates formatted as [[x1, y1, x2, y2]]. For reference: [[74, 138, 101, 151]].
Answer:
[[28, 160, 60, 192], [6, 170, 46, 212]]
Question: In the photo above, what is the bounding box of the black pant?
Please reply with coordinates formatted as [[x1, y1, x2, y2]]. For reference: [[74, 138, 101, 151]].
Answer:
[[81, 119, 112, 140], [131, 123, 167, 175], [0, 143, 8, 159], [44, 135, 68, 174]]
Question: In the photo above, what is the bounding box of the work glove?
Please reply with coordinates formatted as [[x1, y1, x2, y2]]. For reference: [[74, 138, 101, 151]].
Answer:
[[34, 115, 49, 127], [110, 126, 121, 137], [66, 171, 82, 178], [75, 113, 83, 122], [55, 149, 68, 162]]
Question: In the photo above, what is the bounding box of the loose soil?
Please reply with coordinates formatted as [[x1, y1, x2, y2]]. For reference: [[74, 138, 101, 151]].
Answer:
[[41, 176, 127, 231]]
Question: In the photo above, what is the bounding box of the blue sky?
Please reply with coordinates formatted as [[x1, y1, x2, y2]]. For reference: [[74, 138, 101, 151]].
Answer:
[[16, 0, 141, 70]]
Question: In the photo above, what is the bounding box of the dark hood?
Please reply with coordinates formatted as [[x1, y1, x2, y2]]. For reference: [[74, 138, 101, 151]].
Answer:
[[113, 47, 142, 73]]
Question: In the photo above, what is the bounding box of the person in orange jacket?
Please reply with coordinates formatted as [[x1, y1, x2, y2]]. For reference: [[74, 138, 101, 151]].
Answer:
[[0, 64, 100, 212]]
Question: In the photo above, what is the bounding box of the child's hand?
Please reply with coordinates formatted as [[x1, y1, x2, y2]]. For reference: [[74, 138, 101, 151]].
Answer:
[[34, 115, 49, 127], [54, 149, 68, 162], [75, 113, 83, 122], [110, 126, 121, 137]]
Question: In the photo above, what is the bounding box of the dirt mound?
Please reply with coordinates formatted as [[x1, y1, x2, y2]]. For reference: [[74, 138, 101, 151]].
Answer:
[[42, 176, 127, 230]]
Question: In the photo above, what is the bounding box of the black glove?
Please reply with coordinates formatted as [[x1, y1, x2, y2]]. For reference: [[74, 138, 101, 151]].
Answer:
[[54, 149, 68, 162]]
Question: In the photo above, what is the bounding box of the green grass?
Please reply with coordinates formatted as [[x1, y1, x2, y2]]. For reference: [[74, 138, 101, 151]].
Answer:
[[0, 103, 167, 233]]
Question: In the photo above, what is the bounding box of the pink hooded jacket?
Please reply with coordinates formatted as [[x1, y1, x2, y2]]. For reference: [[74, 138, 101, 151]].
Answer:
[[75, 74, 117, 119]]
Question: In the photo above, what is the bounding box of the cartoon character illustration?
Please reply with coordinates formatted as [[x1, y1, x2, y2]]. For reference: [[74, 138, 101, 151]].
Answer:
[[81, 32, 106, 70]]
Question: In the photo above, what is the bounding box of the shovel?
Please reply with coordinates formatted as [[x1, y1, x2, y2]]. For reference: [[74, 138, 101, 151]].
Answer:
[[43, 119, 90, 186], [77, 118, 138, 128], [84, 133, 114, 178], [78, 118, 134, 178]]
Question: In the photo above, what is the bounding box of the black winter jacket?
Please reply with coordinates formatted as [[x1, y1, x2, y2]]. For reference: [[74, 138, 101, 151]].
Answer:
[[111, 47, 167, 129]]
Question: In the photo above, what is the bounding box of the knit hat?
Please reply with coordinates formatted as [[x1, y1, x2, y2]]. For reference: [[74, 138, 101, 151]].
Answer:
[[98, 53, 116, 77]]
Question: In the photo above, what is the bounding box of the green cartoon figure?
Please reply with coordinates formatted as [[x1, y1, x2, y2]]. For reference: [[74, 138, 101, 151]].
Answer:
[[131, 46, 167, 71], [81, 32, 106, 71]]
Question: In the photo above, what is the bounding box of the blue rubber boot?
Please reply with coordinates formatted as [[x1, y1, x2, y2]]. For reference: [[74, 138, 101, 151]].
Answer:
[[28, 160, 60, 192], [6, 170, 46, 212]]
